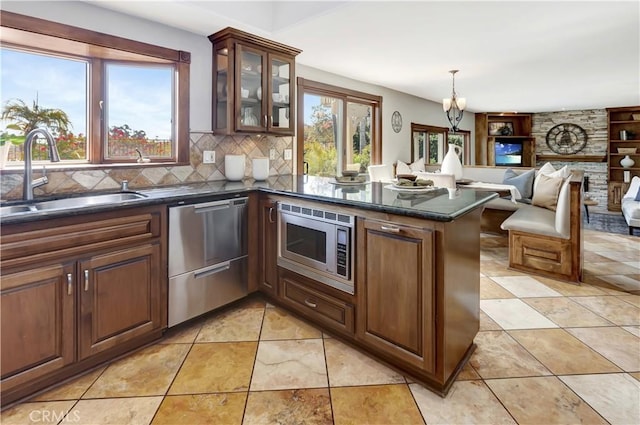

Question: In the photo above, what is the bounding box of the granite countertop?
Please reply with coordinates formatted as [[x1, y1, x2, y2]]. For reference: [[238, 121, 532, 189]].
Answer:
[[0, 175, 497, 225]]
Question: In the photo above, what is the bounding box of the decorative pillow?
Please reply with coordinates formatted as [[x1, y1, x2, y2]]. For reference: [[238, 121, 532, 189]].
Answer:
[[502, 168, 535, 200], [396, 160, 412, 175], [532, 174, 564, 211], [536, 162, 570, 178], [410, 157, 425, 172], [534, 163, 570, 193], [536, 162, 556, 176], [635, 186, 640, 202]]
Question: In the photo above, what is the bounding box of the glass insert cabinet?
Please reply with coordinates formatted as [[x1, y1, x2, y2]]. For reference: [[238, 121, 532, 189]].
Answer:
[[209, 28, 301, 135]]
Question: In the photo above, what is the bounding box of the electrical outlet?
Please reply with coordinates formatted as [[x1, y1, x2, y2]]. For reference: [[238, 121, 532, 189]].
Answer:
[[269, 148, 277, 160], [203, 150, 215, 164], [284, 149, 292, 160]]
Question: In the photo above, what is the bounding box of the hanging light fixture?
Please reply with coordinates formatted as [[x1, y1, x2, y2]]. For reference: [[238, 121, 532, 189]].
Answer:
[[443, 70, 466, 132]]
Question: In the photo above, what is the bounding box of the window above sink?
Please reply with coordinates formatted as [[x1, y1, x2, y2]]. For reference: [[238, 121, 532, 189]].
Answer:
[[0, 11, 191, 169]]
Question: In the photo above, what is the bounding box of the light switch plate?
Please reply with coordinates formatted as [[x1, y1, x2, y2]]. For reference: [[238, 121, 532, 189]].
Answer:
[[203, 150, 215, 164], [269, 149, 277, 160], [284, 149, 292, 160]]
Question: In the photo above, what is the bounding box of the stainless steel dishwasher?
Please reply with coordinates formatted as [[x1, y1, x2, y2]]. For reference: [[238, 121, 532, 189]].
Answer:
[[168, 197, 248, 326]]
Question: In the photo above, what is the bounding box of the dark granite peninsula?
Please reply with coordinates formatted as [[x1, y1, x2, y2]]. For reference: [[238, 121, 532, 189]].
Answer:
[[258, 175, 497, 396], [1, 174, 496, 401]]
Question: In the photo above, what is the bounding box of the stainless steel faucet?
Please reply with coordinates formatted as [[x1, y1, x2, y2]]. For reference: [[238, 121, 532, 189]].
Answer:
[[23, 128, 61, 201]]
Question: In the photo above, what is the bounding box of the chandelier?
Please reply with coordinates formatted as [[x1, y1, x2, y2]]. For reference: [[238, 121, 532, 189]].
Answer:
[[442, 70, 466, 132]]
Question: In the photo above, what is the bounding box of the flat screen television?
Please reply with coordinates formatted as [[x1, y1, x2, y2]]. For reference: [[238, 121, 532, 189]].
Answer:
[[495, 142, 523, 166]]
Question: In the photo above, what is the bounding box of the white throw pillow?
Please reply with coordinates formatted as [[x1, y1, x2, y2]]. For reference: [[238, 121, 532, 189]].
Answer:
[[536, 162, 556, 176], [410, 157, 425, 172], [534, 162, 570, 192], [396, 160, 412, 175]]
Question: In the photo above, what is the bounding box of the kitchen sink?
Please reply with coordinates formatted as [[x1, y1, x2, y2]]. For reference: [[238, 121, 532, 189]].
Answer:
[[0, 204, 38, 215], [34, 193, 147, 211], [1, 192, 147, 216]]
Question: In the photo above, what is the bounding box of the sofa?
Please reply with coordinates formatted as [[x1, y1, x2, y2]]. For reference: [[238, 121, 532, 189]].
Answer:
[[622, 176, 640, 235], [420, 164, 584, 282]]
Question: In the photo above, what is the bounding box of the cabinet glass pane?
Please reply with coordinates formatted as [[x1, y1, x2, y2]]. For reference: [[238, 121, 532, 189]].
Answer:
[[240, 50, 262, 127], [215, 47, 229, 130], [271, 59, 290, 129]]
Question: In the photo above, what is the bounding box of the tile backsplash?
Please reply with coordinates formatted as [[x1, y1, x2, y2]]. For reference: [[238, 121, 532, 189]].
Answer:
[[0, 132, 293, 200]]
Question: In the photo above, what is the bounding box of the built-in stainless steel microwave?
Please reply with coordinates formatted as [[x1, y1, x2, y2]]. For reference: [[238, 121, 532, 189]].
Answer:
[[277, 202, 354, 294]]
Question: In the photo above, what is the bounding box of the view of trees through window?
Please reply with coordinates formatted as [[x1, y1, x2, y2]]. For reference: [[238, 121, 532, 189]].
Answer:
[[0, 47, 175, 165], [0, 48, 88, 163], [300, 81, 379, 177], [412, 123, 470, 165]]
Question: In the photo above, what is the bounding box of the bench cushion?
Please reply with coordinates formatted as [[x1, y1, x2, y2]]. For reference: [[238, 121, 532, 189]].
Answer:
[[500, 204, 565, 239], [484, 197, 524, 211]]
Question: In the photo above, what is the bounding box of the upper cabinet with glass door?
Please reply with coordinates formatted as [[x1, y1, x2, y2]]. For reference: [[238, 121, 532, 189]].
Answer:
[[209, 27, 301, 136]]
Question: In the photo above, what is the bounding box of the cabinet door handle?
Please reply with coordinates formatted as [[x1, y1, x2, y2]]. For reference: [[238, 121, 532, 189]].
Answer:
[[304, 298, 317, 308], [264, 114, 268, 127], [67, 273, 73, 295], [380, 225, 400, 233], [268, 206, 275, 224], [263, 281, 273, 289], [84, 270, 89, 291]]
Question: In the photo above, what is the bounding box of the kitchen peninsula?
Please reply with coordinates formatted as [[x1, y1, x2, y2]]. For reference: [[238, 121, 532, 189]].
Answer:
[[0, 176, 496, 403], [259, 176, 496, 395]]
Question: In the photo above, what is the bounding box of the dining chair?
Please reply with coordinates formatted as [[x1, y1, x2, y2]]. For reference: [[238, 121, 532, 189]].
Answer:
[[367, 164, 394, 182]]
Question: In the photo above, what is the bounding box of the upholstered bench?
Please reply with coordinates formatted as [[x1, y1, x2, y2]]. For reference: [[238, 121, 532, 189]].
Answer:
[[501, 171, 584, 282]]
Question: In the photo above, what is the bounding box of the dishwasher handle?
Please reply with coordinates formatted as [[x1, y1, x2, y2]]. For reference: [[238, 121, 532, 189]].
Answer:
[[193, 261, 232, 279], [194, 197, 248, 214]]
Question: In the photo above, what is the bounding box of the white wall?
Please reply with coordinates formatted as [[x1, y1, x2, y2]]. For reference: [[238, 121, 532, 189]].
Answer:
[[1, 1, 476, 165], [297, 64, 475, 165]]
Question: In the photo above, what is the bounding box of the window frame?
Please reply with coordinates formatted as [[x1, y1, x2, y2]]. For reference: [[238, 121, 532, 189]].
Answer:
[[0, 11, 190, 167], [411, 123, 471, 165], [296, 78, 382, 174], [447, 130, 471, 165]]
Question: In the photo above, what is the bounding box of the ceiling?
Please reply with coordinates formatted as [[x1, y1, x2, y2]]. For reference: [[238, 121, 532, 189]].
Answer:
[[90, 0, 640, 113]]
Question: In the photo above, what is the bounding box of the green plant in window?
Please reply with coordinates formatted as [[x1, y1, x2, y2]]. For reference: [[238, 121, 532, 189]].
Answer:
[[1, 98, 72, 145], [304, 140, 337, 176]]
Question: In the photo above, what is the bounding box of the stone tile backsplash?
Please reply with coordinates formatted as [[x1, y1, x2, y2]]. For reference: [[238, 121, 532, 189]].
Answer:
[[0, 132, 293, 200]]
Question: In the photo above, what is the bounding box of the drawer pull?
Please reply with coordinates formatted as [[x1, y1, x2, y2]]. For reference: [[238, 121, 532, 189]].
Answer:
[[380, 225, 400, 233], [304, 298, 317, 308], [84, 270, 89, 291], [67, 273, 73, 295]]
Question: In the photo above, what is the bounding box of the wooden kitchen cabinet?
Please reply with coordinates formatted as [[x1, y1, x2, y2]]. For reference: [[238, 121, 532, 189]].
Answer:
[[79, 243, 162, 359], [356, 217, 435, 372], [259, 196, 278, 296], [209, 27, 301, 135], [0, 205, 166, 406], [279, 268, 355, 336], [1, 263, 75, 393]]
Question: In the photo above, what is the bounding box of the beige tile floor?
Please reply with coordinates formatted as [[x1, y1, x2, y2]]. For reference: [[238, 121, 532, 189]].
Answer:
[[2, 229, 639, 425]]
